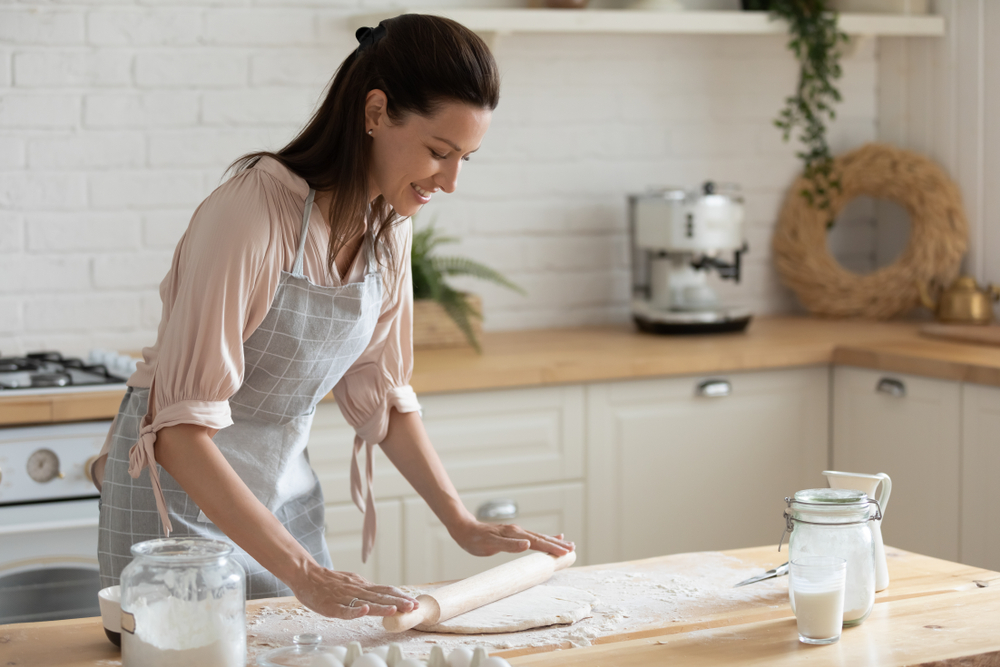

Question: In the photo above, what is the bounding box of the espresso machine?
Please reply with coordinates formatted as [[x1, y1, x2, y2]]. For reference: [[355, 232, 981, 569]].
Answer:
[[628, 182, 752, 334]]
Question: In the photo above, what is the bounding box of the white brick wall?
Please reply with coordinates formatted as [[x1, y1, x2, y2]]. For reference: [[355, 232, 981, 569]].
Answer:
[[0, 1, 882, 356]]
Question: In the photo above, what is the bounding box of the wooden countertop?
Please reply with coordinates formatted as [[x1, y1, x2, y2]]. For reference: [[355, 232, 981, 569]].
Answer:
[[2, 545, 997, 667], [5, 316, 1000, 427]]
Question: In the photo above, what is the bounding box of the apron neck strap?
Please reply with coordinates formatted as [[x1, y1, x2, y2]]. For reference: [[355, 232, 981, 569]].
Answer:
[[293, 188, 316, 277]]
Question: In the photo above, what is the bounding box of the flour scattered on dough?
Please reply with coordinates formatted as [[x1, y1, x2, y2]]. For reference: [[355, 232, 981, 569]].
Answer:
[[244, 552, 787, 662]]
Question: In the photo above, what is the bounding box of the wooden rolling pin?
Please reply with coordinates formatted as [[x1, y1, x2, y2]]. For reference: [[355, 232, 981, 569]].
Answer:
[[383, 551, 577, 633]]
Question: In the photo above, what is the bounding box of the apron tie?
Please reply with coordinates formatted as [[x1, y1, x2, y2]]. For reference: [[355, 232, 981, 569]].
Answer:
[[128, 420, 174, 537], [350, 434, 378, 563]]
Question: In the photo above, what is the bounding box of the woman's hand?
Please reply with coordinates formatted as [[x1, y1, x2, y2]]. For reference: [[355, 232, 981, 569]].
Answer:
[[290, 562, 420, 620], [449, 520, 575, 559]]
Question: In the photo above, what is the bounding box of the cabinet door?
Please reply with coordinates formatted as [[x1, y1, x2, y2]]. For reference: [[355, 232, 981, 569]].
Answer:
[[587, 367, 829, 565], [308, 386, 584, 504], [325, 500, 403, 585], [402, 482, 584, 585], [961, 383, 1000, 571], [832, 366, 960, 561]]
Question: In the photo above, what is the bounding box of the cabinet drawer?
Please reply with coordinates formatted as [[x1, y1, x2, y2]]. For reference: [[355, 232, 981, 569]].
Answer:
[[324, 500, 403, 585], [832, 366, 961, 561], [587, 366, 830, 565], [402, 482, 584, 585], [308, 385, 585, 504]]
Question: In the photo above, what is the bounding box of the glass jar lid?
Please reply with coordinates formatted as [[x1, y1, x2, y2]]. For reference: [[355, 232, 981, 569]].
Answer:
[[130, 537, 233, 563], [256, 634, 343, 667], [792, 488, 868, 505]]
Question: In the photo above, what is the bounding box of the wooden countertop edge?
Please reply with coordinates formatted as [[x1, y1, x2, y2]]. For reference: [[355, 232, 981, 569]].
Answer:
[[6, 317, 1000, 427]]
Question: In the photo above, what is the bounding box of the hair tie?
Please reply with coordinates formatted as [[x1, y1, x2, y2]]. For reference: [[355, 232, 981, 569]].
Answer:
[[355, 22, 387, 53]]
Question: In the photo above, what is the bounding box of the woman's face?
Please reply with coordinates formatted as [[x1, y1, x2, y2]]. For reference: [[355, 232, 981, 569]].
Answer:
[[366, 95, 492, 218]]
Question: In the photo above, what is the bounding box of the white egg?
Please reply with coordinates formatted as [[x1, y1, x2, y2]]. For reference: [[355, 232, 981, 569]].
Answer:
[[310, 655, 346, 667], [478, 659, 512, 667], [329, 646, 349, 661], [352, 654, 388, 667], [369, 646, 390, 659], [447, 647, 473, 667], [396, 660, 425, 667]]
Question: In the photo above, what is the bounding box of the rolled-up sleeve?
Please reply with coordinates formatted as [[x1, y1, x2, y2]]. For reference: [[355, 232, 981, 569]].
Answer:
[[144, 169, 287, 436], [332, 218, 421, 444]]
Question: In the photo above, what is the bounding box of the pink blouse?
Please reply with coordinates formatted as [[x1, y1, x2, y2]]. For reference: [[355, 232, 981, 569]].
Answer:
[[118, 155, 420, 486]]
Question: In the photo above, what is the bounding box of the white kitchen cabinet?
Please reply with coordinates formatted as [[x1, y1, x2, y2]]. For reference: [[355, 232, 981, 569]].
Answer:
[[308, 385, 585, 584], [307, 385, 585, 505], [586, 366, 830, 565], [832, 366, 961, 561], [324, 500, 403, 585], [402, 482, 584, 585], [960, 383, 1000, 572]]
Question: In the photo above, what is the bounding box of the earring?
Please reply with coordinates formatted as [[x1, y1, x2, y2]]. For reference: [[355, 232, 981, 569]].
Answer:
[[367, 129, 373, 136]]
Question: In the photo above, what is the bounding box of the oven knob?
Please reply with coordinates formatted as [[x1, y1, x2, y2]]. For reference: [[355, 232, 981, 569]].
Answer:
[[84, 455, 101, 484], [27, 448, 62, 483]]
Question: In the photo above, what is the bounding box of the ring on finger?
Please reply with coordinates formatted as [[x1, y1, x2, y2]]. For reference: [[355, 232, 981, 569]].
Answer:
[[349, 598, 361, 608]]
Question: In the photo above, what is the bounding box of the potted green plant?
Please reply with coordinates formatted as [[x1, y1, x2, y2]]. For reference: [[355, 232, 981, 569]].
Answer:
[[745, 0, 849, 221], [411, 224, 525, 353]]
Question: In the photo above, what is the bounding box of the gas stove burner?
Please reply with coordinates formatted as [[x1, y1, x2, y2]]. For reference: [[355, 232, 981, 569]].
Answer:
[[0, 351, 130, 393], [30, 372, 72, 388]]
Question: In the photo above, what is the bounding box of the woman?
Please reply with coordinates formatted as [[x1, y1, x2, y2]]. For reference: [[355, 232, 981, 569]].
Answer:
[[92, 14, 573, 620]]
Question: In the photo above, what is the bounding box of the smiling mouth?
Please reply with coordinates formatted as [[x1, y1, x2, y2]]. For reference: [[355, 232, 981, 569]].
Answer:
[[412, 183, 433, 200]]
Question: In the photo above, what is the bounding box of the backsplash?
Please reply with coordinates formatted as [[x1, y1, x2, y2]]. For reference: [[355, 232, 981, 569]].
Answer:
[[0, 1, 880, 355]]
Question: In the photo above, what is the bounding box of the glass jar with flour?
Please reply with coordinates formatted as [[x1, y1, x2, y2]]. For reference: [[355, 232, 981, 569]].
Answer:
[[780, 488, 881, 626], [120, 538, 246, 667]]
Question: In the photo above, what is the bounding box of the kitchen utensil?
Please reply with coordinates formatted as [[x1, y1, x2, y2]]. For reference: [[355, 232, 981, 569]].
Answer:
[[382, 551, 576, 633], [823, 470, 891, 592], [918, 276, 1000, 324], [781, 488, 881, 627], [733, 561, 789, 587], [919, 323, 1000, 347], [628, 182, 751, 335]]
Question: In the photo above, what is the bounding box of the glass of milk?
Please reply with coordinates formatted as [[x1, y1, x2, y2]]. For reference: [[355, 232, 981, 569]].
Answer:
[[789, 556, 847, 645]]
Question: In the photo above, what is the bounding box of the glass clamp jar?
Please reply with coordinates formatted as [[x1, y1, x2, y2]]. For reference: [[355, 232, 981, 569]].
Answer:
[[779, 488, 882, 627], [120, 538, 246, 667]]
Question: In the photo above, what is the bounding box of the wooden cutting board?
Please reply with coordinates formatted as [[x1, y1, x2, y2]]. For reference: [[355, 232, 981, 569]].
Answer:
[[919, 323, 1000, 347]]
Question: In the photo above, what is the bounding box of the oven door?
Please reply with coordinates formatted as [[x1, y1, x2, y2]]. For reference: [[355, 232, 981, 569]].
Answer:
[[0, 498, 101, 624]]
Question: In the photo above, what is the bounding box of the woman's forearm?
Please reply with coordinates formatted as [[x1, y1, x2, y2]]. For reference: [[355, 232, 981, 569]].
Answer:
[[154, 423, 316, 590], [379, 408, 476, 535], [379, 408, 575, 558]]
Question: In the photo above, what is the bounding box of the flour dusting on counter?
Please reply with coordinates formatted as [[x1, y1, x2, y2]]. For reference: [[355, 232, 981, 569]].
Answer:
[[245, 552, 788, 661]]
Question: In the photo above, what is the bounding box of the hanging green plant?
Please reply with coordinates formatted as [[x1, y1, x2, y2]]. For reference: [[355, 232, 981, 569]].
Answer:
[[411, 223, 526, 352], [747, 0, 849, 222]]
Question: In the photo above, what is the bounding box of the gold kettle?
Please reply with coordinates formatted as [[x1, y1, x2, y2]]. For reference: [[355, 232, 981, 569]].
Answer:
[[919, 276, 1000, 324]]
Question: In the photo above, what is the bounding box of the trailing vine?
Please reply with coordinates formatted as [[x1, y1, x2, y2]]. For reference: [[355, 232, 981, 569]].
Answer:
[[749, 0, 849, 220]]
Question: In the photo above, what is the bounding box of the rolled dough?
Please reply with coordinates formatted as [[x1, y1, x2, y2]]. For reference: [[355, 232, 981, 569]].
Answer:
[[417, 585, 597, 635]]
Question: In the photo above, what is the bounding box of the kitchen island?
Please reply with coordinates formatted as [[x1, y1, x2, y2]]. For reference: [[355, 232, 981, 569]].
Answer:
[[2, 545, 997, 667]]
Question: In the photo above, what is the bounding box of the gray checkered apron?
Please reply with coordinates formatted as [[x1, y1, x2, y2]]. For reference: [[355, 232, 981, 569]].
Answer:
[[98, 189, 383, 599]]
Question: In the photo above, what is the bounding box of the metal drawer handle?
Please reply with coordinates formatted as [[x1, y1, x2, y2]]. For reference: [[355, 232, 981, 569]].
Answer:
[[696, 379, 732, 398], [476, 499, 519, 522], [876, 378, 906, 398]]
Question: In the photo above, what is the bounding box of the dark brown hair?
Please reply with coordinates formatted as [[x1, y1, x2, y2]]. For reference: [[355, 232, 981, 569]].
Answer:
[[229, 14, 500, 281]]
